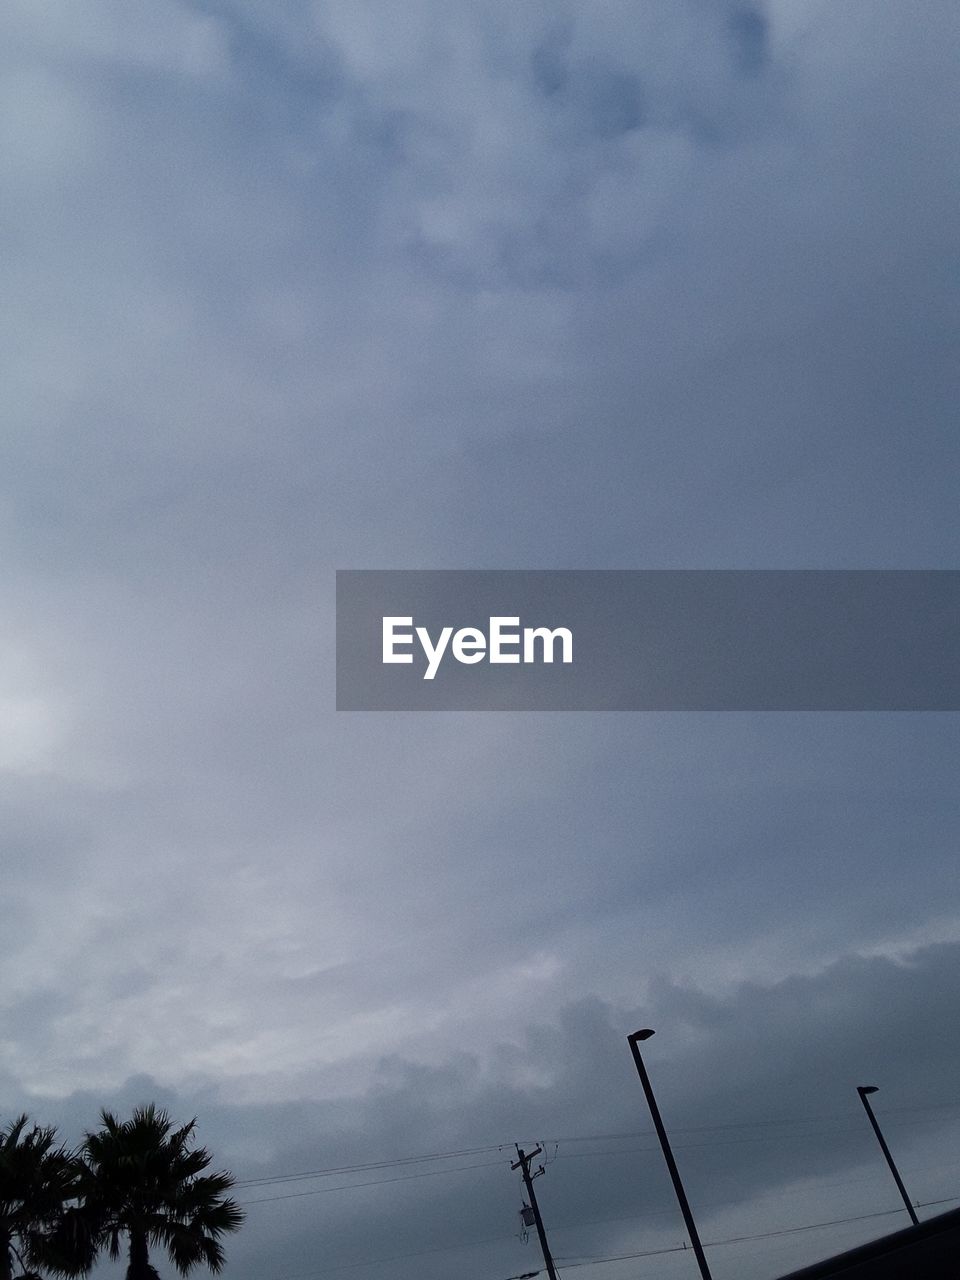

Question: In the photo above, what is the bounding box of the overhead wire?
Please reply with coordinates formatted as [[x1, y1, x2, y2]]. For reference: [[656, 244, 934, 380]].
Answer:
[[240, 1157, 509, 1205], [254, 1192, 960, 1280], [542, 1198, 960, 1269], [235, 1100, 960, 1206], [235, 1144, 505, 1189]]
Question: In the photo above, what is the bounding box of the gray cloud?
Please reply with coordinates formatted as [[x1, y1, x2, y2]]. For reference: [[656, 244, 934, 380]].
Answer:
[[0, 1, 958, 1278], [14, 941, 960, 1280]]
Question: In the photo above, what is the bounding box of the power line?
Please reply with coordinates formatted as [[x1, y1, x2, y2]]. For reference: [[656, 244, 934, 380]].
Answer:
[[235, 1145, 506, 1188], [232, 1099, 960, 1195], [529, 1195, 960, 1274], [240, 1157, 508, 1205], [256, 1192, 960, 1280]]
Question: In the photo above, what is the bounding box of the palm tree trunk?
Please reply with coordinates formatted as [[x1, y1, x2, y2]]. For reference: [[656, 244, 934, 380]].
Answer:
[[0, 1228, 12, 1280], [126, 1228, 153, 1280]]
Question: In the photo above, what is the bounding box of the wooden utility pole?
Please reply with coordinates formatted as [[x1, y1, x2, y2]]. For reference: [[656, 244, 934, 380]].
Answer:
[[511, 1145, 558, 1280]]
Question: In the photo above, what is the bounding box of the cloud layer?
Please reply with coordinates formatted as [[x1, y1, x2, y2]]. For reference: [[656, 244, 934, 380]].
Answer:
[[1, 1, 958, 1278]]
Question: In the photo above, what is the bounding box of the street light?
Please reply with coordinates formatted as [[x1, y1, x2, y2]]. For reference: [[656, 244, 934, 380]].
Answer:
[[856, 1085, 919, 1227], [627, 1029, 713, 1280]]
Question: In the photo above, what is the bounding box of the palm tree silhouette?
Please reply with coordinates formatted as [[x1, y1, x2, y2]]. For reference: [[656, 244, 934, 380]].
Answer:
[[0, 1115, 85, 1280], [80, 1106, 243, 1280]]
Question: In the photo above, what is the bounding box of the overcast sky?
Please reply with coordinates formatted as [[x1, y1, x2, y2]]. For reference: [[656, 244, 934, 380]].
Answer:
[[2, 2, 959, 1279]]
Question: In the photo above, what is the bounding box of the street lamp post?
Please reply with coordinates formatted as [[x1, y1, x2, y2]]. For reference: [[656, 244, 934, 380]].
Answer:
[[627, 1029, 713, 1280], [856, 1085, 919, 1226]]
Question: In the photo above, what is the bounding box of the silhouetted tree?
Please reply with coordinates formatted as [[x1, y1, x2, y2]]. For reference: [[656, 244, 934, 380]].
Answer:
[[0, 1116, 86, 1280], [80, 1106, 243, 1280]]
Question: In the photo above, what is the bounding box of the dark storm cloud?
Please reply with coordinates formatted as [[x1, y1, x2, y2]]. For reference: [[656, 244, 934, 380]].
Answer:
[[18, 941, 960, 1280]]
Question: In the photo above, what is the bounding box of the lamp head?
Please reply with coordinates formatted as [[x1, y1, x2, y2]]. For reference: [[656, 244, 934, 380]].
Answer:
[[629, 1028, 655, 1042], [858, 1085, 879, 1096]]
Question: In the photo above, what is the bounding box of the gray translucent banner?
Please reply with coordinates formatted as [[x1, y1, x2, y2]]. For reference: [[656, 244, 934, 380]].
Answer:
[[335, 571, 960, 711]]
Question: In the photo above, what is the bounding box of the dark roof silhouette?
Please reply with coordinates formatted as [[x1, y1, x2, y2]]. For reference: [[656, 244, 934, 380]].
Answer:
[[776, 1205, 960, 1279]]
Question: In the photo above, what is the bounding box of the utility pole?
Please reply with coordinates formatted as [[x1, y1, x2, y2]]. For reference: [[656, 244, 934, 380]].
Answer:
[[511, 1145, 558, 1280]]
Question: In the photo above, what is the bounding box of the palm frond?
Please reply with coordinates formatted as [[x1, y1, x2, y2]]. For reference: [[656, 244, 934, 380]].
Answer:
[[80, 1106, 243, 1280]]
